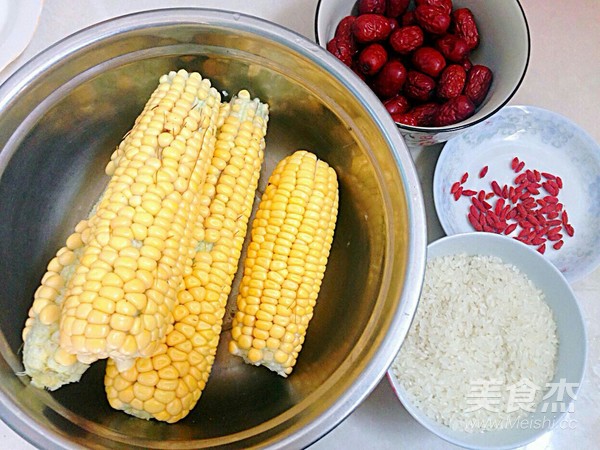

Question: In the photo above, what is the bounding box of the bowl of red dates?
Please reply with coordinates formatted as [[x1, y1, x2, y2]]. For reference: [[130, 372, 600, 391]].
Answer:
[[315, 0, 530, 147]]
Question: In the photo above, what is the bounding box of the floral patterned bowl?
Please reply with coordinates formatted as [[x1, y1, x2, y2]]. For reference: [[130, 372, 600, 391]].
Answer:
[[314, 0, 531, 148], [433, 105, 600, 282]]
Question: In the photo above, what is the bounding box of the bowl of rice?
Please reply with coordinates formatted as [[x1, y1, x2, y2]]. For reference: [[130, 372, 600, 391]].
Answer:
[[388, 232, 586, 449]]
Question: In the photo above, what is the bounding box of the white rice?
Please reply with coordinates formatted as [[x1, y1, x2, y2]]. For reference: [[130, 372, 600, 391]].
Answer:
[[392, 254, 558, 432]]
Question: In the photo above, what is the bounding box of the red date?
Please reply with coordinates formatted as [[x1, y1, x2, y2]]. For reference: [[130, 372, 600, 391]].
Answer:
[[358, 43, 388, 75], [451, 8, 480, 50], [358, 0, 386, 15], [334, 15, 358, 55], [393, 102, 439, 126], [464, 64, 493, 105], [392, 112, 419, 126], [415, 5, 451, 35], [335, 15, 356, 39], [372, 60, 408, 98], [384, 94, 411, 115], [403, 70, 436, 102], [325, 0, 493, 129], [433, 95, 475, 126], [386, 0, 411, 18], [409, 102, 440, 126], [415, 0, 453, 16], [327, 37, 353, 66], [437, 64, 466, 99], [435, 34, 469, 62], [412, 46, 446, 77], [352, 14, 393, 43], [389, 25, 424, 55]]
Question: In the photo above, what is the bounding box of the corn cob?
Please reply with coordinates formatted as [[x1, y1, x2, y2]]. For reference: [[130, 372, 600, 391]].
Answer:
[[104, 90, 269, 422], [20, 70, 223, 390], [21, 219, 94, 390], [228, 150, 339, 377]]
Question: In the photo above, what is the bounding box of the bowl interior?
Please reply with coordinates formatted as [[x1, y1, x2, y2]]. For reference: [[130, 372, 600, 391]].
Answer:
[[433, 105, 600, 282], [315, 0, 531, 134], [388, 233, 586, 449], [0, 9, 423, 449]]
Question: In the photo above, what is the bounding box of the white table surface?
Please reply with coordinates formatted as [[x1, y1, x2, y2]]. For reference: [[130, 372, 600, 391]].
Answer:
[[1, 1, 598, 449]]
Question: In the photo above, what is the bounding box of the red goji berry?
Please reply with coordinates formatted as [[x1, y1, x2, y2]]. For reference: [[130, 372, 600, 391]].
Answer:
[[547, 225, 562, 235], [491, 180, 502, 196], [482, 224, 495, 232], [511, 157, 519, 170], [479, 165, 489, 178], [515, 173, 528, 184], [527, 214, 540, 226], [453, 186, 463, 200], [556, 176, 563, 188], [495, 221, 507, 232], [504, 223, 518, 235], [565, 224, 575, 237], [531, 236, 546, 245], [472, 197, 485, 211], [519, 191, 531, 200], [541, 172, 556, 180], [494, 198, 505, 215], [526, 170, 536, 182], [469, 213, 483, 231]]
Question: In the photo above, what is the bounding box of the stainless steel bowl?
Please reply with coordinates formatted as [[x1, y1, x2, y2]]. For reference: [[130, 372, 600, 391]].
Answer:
[[0, 9, 426, 449]]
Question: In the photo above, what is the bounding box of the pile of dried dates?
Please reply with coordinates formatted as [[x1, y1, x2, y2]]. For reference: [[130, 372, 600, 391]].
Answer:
[[326, 0, 493, 127]]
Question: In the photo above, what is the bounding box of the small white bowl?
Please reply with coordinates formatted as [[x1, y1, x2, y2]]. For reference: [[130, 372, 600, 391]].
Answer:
[[433, 105, 600, 282], [387, 232, 587, 450], [314, 0, 530, 147]]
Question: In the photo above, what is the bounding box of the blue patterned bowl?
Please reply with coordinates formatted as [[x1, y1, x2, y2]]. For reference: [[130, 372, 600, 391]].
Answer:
[[433, 105, 600, 282]]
